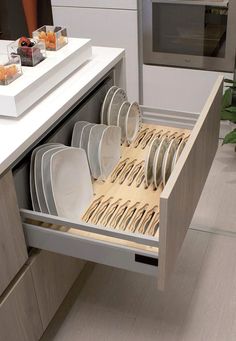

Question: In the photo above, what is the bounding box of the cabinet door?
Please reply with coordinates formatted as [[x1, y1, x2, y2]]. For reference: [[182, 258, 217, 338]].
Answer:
[[0, 266, 43, 341], [30, 250, 84, 330], [52, 6, 139, 102], [0, 171, 28, 296]]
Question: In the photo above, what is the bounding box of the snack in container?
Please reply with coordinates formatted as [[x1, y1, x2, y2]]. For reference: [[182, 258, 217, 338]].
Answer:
[[0, 54, 22, 85], [33, 25, 68, 51], [8, 37, 46, 67]]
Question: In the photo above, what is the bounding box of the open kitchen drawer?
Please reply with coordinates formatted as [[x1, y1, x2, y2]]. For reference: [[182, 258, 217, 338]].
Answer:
[[14, 73, 223, 290]]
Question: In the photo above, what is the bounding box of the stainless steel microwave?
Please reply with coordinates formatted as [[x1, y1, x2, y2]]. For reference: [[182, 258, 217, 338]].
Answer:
[[140, 0, 236, 72]]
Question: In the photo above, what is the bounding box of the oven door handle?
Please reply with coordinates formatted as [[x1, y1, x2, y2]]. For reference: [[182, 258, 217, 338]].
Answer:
[[151, 0, 228, 8]]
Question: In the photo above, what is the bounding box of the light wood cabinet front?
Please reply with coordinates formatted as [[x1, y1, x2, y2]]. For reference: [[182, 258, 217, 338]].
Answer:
[[0, 171, 28, 296], [30, 250, 84, 330], [0, 266, 43, 341]]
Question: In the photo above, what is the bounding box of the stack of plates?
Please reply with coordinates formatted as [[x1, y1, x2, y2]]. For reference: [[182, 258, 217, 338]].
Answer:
[[30, 143, 93, 220], [144, 137, 186, 189], [100, 86, 141, 144], [71, 121, 121, 180]]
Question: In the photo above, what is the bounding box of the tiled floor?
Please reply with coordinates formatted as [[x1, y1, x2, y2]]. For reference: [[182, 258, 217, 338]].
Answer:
[[40, 145, 236, 341]]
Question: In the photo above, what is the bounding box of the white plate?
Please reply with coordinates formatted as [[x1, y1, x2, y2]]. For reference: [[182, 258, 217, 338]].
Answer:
[[161, 139, 178, 187], [30, 143, 62, 211], [107, 88, 127, 126], [144, 137, 161, 186], [87, 124, 107, 179], [99, 126, 121, 180], [34, 143, 64, 213], [171, 139, 186, 172], [125, 102, 141, 144], [80, 123, 95, 152], [100, 86, 118, 124], [41, 146, 68, 215], [153, 137, 169, 189], [50, 147, 93, 220], [71, 121, 90, 147], [117, 101, 130, 143]]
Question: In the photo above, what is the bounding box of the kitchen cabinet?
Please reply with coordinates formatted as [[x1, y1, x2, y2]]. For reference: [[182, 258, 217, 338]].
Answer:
[[52, 1, 139, 102], [0, 46, 125, 340], [0, 42, 223, 341], [0, 265, 43, 341], [0, 171, 28, 296], [17, 69, 223, 290]]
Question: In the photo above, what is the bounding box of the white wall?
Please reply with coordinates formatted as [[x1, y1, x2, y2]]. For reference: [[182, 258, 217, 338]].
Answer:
[[143, 65, 233, 113]]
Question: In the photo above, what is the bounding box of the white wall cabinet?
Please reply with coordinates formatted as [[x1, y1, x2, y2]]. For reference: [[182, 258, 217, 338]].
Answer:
[[143, 65, 234, 113], [52, 4, 139, 102]]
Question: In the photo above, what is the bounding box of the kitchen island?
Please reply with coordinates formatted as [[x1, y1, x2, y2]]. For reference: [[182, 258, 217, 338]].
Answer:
[[0, 45, 125, 341]]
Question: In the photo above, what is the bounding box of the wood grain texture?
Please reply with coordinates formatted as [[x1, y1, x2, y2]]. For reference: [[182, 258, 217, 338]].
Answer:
[[30, 250, 84, 330], [0, 265, 43, 341], [191, 144, 236, 233], [0, 171, 28, 296], [159, 76, 223, 290]]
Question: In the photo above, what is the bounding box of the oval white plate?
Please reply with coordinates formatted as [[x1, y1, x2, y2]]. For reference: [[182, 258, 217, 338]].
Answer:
[[71, 121, 90, 147], [34, 143, 64, 213], [162, 139, 178, 187], [153, 137, 169, 189], [30, 143, 62, 212], [87, 124, 107, 179], [144, 137, 161, 186], [125, 102, 141, 144], [41, 145, 68, 215], [117, 101, 130, 143], [171, 139, 186, 172], [107, 88, 127, 126], [50, 147, 93, 220], [99, 126, 121, 180], [100, 86, 118, 124]]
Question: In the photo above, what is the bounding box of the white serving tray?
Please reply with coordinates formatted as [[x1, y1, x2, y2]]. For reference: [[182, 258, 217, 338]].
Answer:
[[0, 37, 92, 117]]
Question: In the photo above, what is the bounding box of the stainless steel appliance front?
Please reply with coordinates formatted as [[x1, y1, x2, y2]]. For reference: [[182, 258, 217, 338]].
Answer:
[[141, 0, 236, 72]]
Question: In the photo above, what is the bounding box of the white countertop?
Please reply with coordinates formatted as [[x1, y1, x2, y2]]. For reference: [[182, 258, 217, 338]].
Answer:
[[0, 46, 124, 175], [51, 0, 138, 10]]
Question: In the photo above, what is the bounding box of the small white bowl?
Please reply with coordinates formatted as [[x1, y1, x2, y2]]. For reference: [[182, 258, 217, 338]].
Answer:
[[117, 101, 130, 143], [152, 137, 169, 189], [100, 86, 118, 124], [107, 88, 127, 126], [144, 137, 161, 186], [125, 102, 141, 144], [161, 139, 178, 186]]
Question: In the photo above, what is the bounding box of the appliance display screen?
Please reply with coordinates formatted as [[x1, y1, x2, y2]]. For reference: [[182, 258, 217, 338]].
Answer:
[[152, 3, 228, 58]]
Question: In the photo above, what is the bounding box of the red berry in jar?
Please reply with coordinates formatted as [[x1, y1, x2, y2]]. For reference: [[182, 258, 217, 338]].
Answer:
[[19, 36, 31, 47]]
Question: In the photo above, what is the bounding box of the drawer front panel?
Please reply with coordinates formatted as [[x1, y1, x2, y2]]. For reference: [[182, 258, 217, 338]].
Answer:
[[0, 171, 28, 296], [0, 266, 43, 341], [29, 250, 84, 330], [159, 77, 223, 289]]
